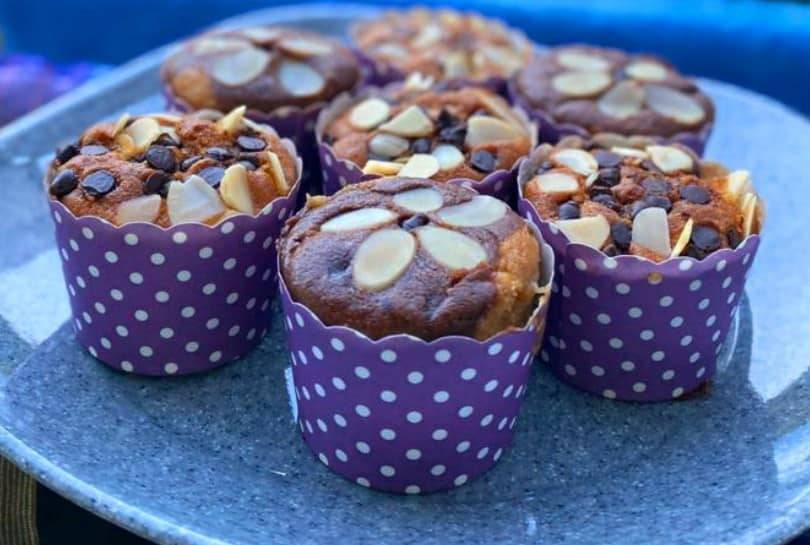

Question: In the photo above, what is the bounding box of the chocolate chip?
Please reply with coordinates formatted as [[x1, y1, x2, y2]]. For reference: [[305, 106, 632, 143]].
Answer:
[[410, 138, 432, 154], [630, 200, 651, 218], [49, 169, 78, 197], [437, 109, 458, 129], [610, 222, 632, 250], [691, 225, 721, 252], [470, 150, 496, 173], [643, 195, 672, 212], [641, 159, 661, 173], [438, 125, 466, 147], [198, 166, 226, 188], [205, 147, 234, 162], [155, 133, 179, 147], [180, 155, 202, 171], [593, 150, 622, 168], [593, 193, 620, 211], [80, 145, 109, 156], [56, 143, 79, 164], [589, 184, 613, 197], [642, 177, 670, 195], [726, 228, 742, 249], [401, 214, 429, 231], [603, 245, 619, 257], [81, 170, 116, 197], [236, 135, 266, 152], [558, 201, 580, 220], [596, 167, 620, 187], [144, 172, 172, 196], [680, 185, 711, 205], [239, 160, 258, 171], [145, 145, 177, 173]]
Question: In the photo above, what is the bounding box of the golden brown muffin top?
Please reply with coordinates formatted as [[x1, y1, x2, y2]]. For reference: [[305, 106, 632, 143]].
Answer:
[[47, 108, 298, 227], [515, 45, 715, 138], [322, 84, 533, 182], [280, 178, 542, 340], [351, 8, 533, 81], [519, 140, 762, 261], [161, 26, 360, 113]]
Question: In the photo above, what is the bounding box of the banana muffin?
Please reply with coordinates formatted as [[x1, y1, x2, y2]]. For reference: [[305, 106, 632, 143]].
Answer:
[[47, 108, 298, 226], [279, 177, 542, 340], [321, 85, 532, 183], [519, 141, 762, 261], [351, 8, 533, 83]]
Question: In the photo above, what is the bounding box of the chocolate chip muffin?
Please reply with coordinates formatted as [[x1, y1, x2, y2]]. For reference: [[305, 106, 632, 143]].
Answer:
[[280, 178, 542, 340], [321, 85, 532, 182], [351, 8, 533, 83], [161, 26, 361, 114], [512, 45, 714, 149], [519, 141, 762, 261], [47, 108, 299, 226]]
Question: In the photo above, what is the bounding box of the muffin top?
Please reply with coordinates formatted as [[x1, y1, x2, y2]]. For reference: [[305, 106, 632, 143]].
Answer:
[[514, 45, 714, 138], [47, 108, 298, 227], [280, 178, 542, 341], [351, 8, 533, 82], [520, 140, 762, 261], [161, 26, 361, 113], [323, 84, 532, 182]]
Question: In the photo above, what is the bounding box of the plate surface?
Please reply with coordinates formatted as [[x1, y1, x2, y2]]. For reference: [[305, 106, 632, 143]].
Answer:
[[0, 5, 808, 545]]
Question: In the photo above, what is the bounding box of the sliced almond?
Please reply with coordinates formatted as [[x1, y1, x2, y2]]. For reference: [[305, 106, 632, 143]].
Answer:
[[431, 144, 464, 171], [393, 187, 443, 213], [465, 115, 521, 147], [437, 195, 507, 227], [611, 146, 649, 159], [726, 170, 752, 204], [742, 193, 759, 236], [442, 51, 470, 78], [240, 27, 283, 44], [378, 106, 434, 138], [647, 145, 694, 173], [216, 105, 246, 134], [279, 61, 325, 97], [125, 117, 161, 152], [362, 160, 403, 176], [278, 37, 332, 57], [211, 47, 270, 86], [412, 24, 442, 49], [585, 172, 599, 188], [556, 215, 610, 249], [116, 195, 161, 225], [632, 207, 671, 256], [219, 164, 253, 214], [399, 154, 440, 178], [476, 46, 523, 75], [626, 60, 668, 82], [645, 84, 705, 125], [597, 81, 645, 119], [266, 151, 289, 194], [403, 71, 435, 90], [557, 50, 611, 72], [191, 36, 246, 55], [416, 226, 487, 271], [474, 90, 523, 127], [112, 114, 131, 137], [529, 171, 580, 196], [551, 71, 612, 97], [369, 133, 410, 159], [167, 176, 226, 225], [321, 208, 396, 232], [551, 148, 598, 176], [114, 133, 137, 158], [352, 229, 416, 291], [671, 218, 694, 256], [349, 98, 391, 130]]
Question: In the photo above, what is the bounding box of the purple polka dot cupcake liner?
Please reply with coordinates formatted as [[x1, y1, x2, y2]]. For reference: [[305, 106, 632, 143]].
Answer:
[[46, 154, 302, 377], [516, 190, 761, 402], [278, 237, 555, 494], [314, 86, 537, 204], [506, 79, 713, 157]]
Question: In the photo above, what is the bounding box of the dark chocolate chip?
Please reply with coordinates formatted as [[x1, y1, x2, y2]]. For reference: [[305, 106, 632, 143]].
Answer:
[[603, 245, 619, 257], [630, 200, 651, 218], [180, 155, 203, 171], [437, 109, 458, 129], [593, 193, 620, 211], [641, 159, 661, 173], [597, 167, 620, 187], [558, 201, 580, 220], [145, 145, 177, 173], [206, 147, 234, 162], [49, 169, 78, 197], [643, 195, 672, 212], [680, 184, 711, 205], [144, 172, 172, 196], [642, 177, 670, 195], [401, 214, 429, 231], [239, 160, 258, 171], [236, 135, 266, 152], [56, 143, 79, 164], [81, 170, 116, 197], [198, 166, 226, 188], [438, 125, 466, 147], [593, 150, 622, 168], [470, 150, 497, 173], [155, 133, 179, 147], [726, 228, 742, 249], [80, 145, 109, 156], [589, 184, 613, 197], [685, 244, 706, 259], [610, 222, 632, 250], [410, 138, 432, 154], [691, 225, 721, 252]]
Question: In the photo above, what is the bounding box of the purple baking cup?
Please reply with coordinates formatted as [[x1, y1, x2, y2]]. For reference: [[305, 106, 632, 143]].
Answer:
[[506, 79, 713, 156], [47, 164, 302, 377], [516, 194, 761, 402], [278, 237, 555, 494]]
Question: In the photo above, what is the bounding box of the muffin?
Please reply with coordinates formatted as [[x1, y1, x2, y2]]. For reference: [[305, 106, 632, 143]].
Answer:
[[46, 108, 302, 376], [510, 45, 715, 154], [517, 141, 763, 402], [351, 8, 533, 89], [278, 177, 553, 493], [316, 82, 534, 198]]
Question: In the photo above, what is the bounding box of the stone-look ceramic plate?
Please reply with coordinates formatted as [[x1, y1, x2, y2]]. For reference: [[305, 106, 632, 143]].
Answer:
[[0, 5, 807, 545]]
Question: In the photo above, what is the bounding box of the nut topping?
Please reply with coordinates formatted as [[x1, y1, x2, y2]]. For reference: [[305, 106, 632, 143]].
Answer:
[[631, 207, 671, 256], [742, 193, 758, 237], [392, 187, 444, 213], [644, 84, 705, 124], [597, 80, 645, 119], [551, 148, 598, 176], [352, 229, 416, 292], [529, 171, 580, 196], [362, 160, 403, 176], [116, 194, 161, 225], [378, 105, 434, 138], [436, 195, 507, 227], [218, 164, 253, 213], [725, 170, 752, 204], [278, 37, 333, 57], [369, 133, 410, 159], [349, 98, 391, 130], [167, 175, 226, 225], [125, 117, 161, 152], [278, 61, 325, 97], [399, 154, 440, 178], [465, 115, 522, 146], [551, 71, 612, 97], [647, 145, 694, 173], [557, 50, 611, 72], [625, 60, 668, 82], [416, 225, 487, 271], [321, 208, 397, 232], [671, 218, 694, 257], [216, 106, 247, 134], [556, 215, 610, 249], [211, 47, 270, 86], [431, 144, 464, 171], [266, 151, 289, 194]]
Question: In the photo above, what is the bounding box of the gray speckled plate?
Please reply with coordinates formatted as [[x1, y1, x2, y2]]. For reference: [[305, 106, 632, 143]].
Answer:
[[0, 5, 808, 545]]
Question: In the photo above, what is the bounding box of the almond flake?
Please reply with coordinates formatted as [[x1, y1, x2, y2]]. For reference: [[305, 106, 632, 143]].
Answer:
[[556, 215, 610, 249], [626, 60, 668, 82], [647, 145, 694, 173], [393, 187, 443, 213], [125, 117, 161, 152], [216, 105, 247, 134], [112, 114, 131, 137], [416, 226, 487, 271], [278, 37, 332, 57], [437, 195, 507, 227], [442, 51, 470, 78], [266, 151, 289, 194], [431, 144, 464, 171], [529, 171, 580, 196], [465, 115, 521, 147], [399, 154, 440, 178], [211, 47, 270, 86], [321, 208, 397, 232], [552, 70, 612, 97], [167, 175, 226, 225], [362, 160, 403, 176], [369, 133, 410, 159], [552, 148, 598, 176], [378, 105, 434, 138], [116, 195, 161, 225], [726, 170, 752, 204], [279, 61, 325, 97], [671, 218, 694, 256], [611, 146, 648, 159], [742, 193, 759, 236], [349, 98, 391, 130], [557, 51, 611, 71], [632, 207, 671, 256], [645, 84, 705, 124], [597, 81, 645, 119], [353, 229, 416, 292], [219, 164, 253, 214]]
